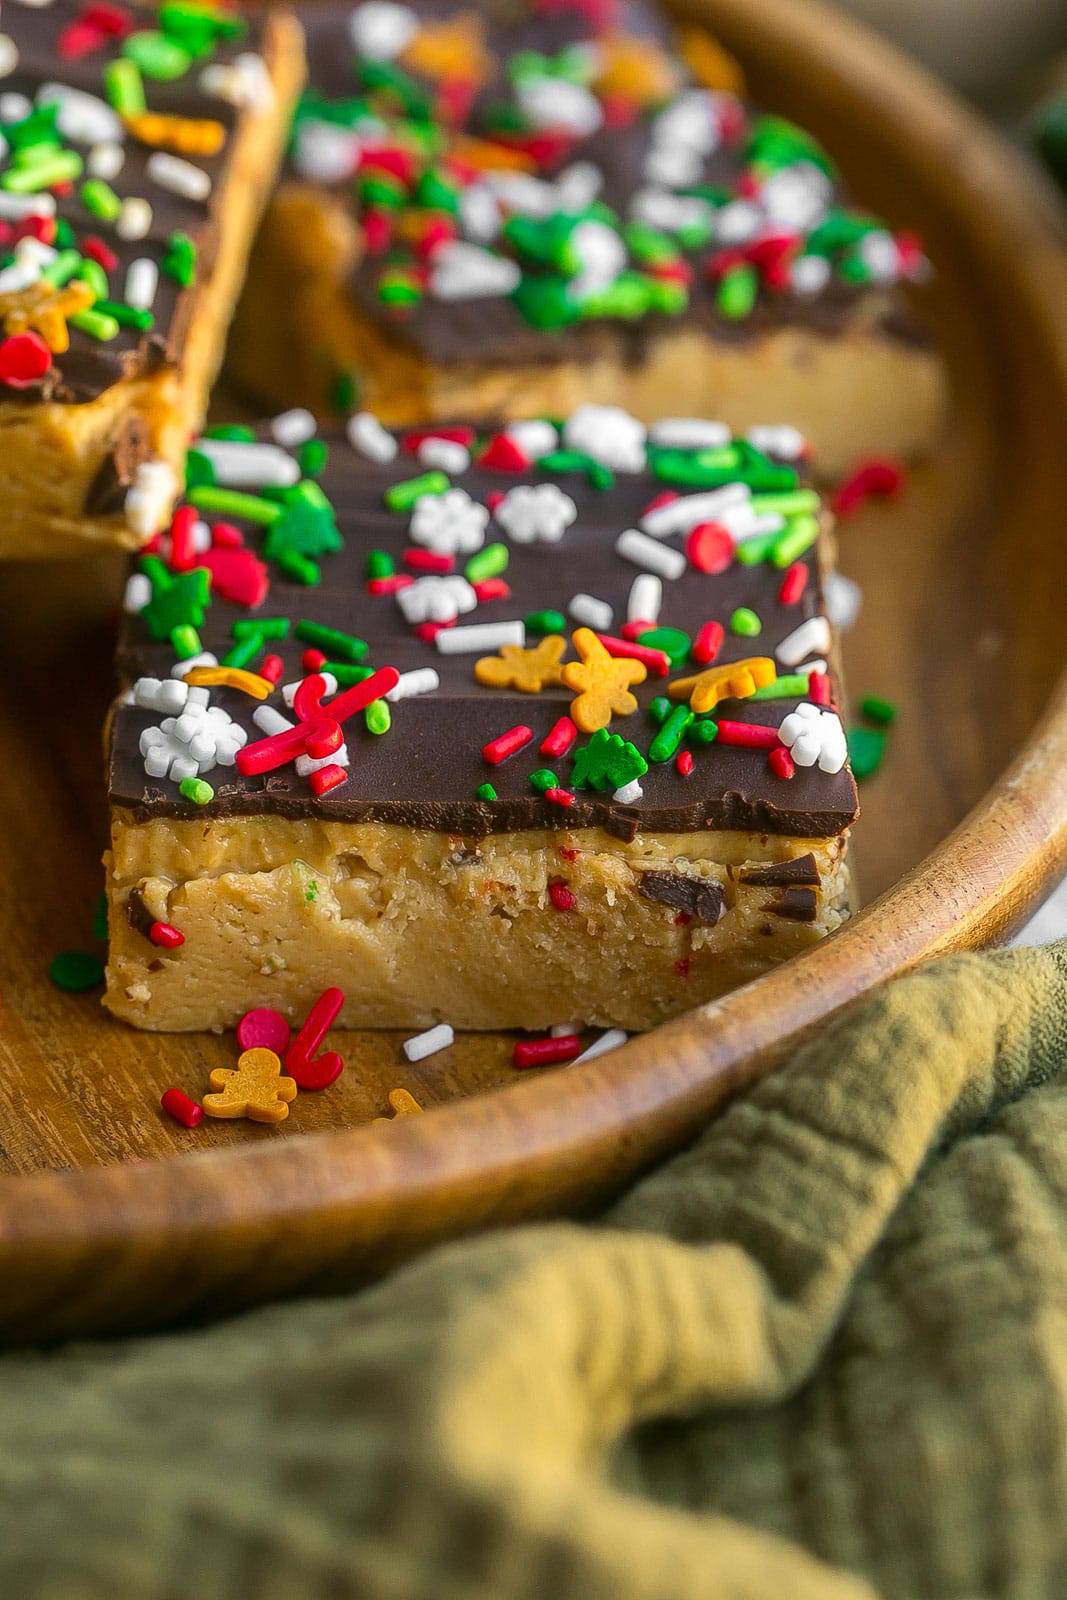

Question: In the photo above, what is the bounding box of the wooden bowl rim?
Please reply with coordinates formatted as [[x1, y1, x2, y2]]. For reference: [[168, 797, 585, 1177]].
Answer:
[[4, 0, 1067, 1316]]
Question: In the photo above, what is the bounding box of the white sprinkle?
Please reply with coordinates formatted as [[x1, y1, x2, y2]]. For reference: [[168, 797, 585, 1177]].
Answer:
[[792, 659, 828, 678], [649, 418, 732, 451], [117, 197, 153, 241], [15, 236, 55, 270], [720, 504, 784, 543], [132, 676, 188, 715], [612, 779, 643, 804], [396, 574, 476, 625], [194, 439, 301, 489], [146, 152, 211, 202], [271, 408, 317, 448], [713, 199, 761, 244], [429, 241, 521, 301], [564, 404, 646, 473], [570, 1028, 628, 1065], [37, 82, 122, 143], [282, 673, 338, 708], [124, 256, 158, 312], [253, 704, 293, 737], [190, 519, 212, 555], [0, 36, 19, 78], [566, 218, 626, 303], [0, 92, 31, 122], [568, 593, 613, 631], [292, 120, 360, 184], [0, 191, 55, 220], [776, 616, 832, 668], [418, 437, 470, 475], [630, 187, 711, 234], [169, 653, 217, 680], [627, 573, 662, 625], [458, 183, 501, 242], [615, 528, 686, 580], [790, 254, 831, 296], [551, 1023, 578, 1038], [296, 743, 349, 778], [640, 484, 749, 537], [123, 573, 152, 614], [760, 162, 833, 231], [386, 668, 440, 702], [506, 419, 558, 461], [746, 424, 808, 461], [200, 53, 273, 112], [347, 411, 397, 463], [0, 254, 41, 294], [518, 76, 602, 137], [87, 141, 124, 180], [556, 159, 602, 213], [349, 1, 418, 60], [403, 1022, 454, 1062], [823, 571, 862, 632], [435, 621, 525, 655], [778, 702, 847, 774], [125, 459, 176, 537]]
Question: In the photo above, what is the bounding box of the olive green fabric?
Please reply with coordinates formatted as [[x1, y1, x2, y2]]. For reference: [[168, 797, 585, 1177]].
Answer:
[[4, 940, 1067, 1599]]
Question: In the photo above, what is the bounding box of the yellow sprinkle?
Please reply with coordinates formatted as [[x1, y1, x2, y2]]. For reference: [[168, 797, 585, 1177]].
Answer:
[[678, 27, 747, 96], [373, 1087, 424, 1123], [184, 666, 274, 700], [124, 111, 227, 157], [668, 656, 776, 715]]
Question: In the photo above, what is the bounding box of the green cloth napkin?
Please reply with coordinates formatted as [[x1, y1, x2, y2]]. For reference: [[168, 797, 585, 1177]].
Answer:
[[4, 940, 1067, 1599]]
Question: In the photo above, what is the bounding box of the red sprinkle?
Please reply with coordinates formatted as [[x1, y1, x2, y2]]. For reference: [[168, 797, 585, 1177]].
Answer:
[[258, 653, 284, 684], [831, 456, 907, 519], [402, 425, 475, 451], [286, 987, 345, 1090], [677, 750, 694, 777], [302, 647, 328, 673], [236, 1007, 291, 1055], [513, 1034, 581, 1069], [692, 620, 724, 665], [472, 578, 511, 603], [544, 787, 575, 807], [0, 331, 51, 388], [541, 716, 577, 758], [640, 489, 678, 521], [674, 911, 692, 925], [160, 1088, 202, 1129], [477, 433, 529, 472], [321, 665, 400, 725], [81, 235, 118, 272], [149, 921, 185, 949], [549, 881, 575, 911], [413, 620, 452, 642], [685, 521, 734, 574], [368, 574, 414, 595], [404, 548, 453, 574], [620, 619, 656, 641], [808, 671, 833, 707], [595, 634, 670, 677], [673, 959, 691, 979], [309, 763, 348, 797], [714, 720, 780, 750], [769, 746, 796, 780], [210, 521, 244, 549], [168, 504, 198, 571], [362, 209, 393, 255], [200, 546, 269, 608], [237, 718, 342, 776], [777, 561, 809, 606], [482, 724, 534, 765]]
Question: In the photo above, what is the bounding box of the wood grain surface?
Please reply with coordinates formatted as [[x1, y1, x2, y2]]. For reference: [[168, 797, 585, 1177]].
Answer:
[[2, 0, 1067, 1340]]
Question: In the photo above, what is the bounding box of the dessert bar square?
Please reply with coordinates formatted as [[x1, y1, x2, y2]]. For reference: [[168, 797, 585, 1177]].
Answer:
[[105, 406, 858, 1032]]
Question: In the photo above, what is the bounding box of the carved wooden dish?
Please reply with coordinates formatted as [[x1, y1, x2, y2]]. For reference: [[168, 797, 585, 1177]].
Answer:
[[2, 0, 1067, 1340]]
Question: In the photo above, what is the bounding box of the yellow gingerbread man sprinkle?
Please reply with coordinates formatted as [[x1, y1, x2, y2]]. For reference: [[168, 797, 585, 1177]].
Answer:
[[373, 1088, 424, 1124], [0, 278, 95, 355], [668, 656, 777, 715], [202, 1048, 298, 1125], [474, 635, 567, 693], [562, 628, 647, 733]]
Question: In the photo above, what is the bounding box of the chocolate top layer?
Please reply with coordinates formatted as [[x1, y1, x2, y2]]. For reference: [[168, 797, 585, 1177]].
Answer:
[[1, 0, 272, 405], [108, 414, 859, 838], [289, 0, 927, 372]]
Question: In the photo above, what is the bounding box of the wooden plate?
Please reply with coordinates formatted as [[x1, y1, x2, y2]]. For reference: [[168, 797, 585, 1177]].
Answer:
[[3, 0, 1067, 1341]]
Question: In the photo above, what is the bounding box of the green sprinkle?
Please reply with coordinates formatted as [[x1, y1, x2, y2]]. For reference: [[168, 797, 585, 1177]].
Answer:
[[305, 880, 318, 902], [332, 368, 360, 413], [770, 514, 820, 567], [299, 439, 328, 477], [221, 632, 266, 670], [187, 486, 283, 523], [295, 621, 368, 662], [525, 609, 566, 636], [325, 662, 374, 686], [529, 768, 558, 792], [571, 727, 648, 792], [717, 262, 758, 320], [277, 550, 320, 585], [139, 564, 210, 640], [179, 776, 215, 805], [384, 471, 449, 511], [688, 719, 719, 745], [861, 695, 897, 726], [122, 29, 192, 80], [464, 543, 509, 583], [748, 674, 811, 700], [184, 447, 215, 488], [80, 178, 122, 221], [161, 231, 196, 287], [511, 275, 581, 330], [648, 696, 672, 726], [637, 627, 691, 668], [49, 950, 105, 993], [733, 533, 782, 567], [69, 308, 120, 341], [170, 623, 201, 659], [730, 607, 762, 637], [365, 699, 391, 735], [92, 894, 109, 942], [750, 490, 821, 516], [847, 726, 886, 781], [103, 57, 146, 116], [649, 705, 693, 763], [367, 550, 396, 580], [476, 782, 498, 801], [1, 150, 82, 192], [78, 256, 113, 300], [39, 248, 81, 287], [232, 616, 290, 640], [92, 299, 153, 331], [203, 423, 256, 442], [538, 450, 614, 490]]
